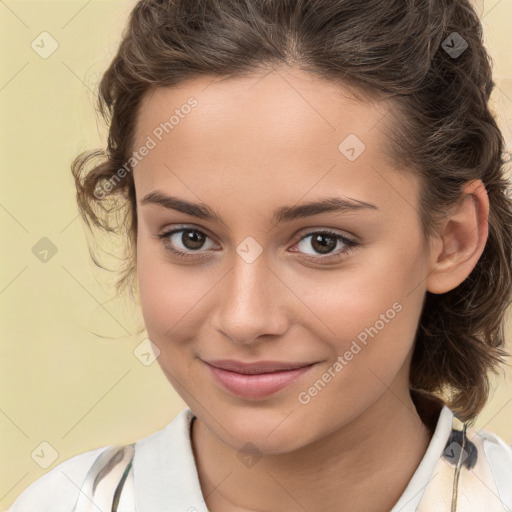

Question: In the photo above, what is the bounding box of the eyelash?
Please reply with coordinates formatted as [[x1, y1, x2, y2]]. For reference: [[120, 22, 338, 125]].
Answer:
[[156, 226, 359, 263]]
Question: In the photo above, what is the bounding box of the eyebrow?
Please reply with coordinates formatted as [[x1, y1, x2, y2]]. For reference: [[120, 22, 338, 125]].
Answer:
[[140, 191, 379, 225]]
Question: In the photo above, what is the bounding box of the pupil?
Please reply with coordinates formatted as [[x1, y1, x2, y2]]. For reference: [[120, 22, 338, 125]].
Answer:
[[312, 233, 336, 254], [183, 230, 204, 250]]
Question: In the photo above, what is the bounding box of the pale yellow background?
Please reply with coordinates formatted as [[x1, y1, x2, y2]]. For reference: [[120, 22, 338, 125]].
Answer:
[[1, 0, 511, 509]]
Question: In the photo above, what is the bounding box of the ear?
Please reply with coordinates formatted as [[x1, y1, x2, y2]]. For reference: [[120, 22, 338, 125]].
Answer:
[[426, 179, 489, 294]]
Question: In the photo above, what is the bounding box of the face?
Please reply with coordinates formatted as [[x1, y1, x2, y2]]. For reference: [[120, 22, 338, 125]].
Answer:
[[133, 67, 432, 454]]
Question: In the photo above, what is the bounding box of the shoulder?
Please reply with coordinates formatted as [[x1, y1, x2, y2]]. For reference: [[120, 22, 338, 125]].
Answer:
[[7, 410, 192, 512], [457, 426, 512, 510], [468, 426, 512, 478], [469, 427, 512, 469], [8, 409, 198, 511], [8, 445, 111, 512]]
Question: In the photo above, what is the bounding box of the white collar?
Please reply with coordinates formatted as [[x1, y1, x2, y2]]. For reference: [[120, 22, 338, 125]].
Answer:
[[390, 405, 454, 511], [131, 405, 454, 511], [132, 407, 209, 511]]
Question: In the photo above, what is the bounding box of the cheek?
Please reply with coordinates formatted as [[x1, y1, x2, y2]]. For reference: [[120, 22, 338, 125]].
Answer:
[[294, 283, 420, 423], [305, 254, 419, 338], [136, 235, 208, 345], [303, 242, 426, 379]]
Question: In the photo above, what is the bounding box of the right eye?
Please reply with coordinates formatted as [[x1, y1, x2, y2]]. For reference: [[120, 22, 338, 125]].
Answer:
[[157, 226, 218, 260]]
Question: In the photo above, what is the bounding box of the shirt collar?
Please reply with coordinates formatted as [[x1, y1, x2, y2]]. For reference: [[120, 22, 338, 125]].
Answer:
[[132, 405, 454, 511], [133, 407, 209, 511], [390, 405, 454, 512]]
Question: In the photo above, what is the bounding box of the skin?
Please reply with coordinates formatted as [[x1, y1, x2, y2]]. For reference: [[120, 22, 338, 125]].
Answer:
[[132, 67, 489, 512]]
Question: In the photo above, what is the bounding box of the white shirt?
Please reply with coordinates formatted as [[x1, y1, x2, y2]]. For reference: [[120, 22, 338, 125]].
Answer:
[[8, 405, 512, 511]]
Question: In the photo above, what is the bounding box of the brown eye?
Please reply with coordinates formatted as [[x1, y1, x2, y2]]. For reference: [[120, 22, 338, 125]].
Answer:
[[157, 226, 359, 263], [157, 227, 217, 259], [309, 233, 338, 254], [180, 229, 207, 250], [293, 230, 359, 261]]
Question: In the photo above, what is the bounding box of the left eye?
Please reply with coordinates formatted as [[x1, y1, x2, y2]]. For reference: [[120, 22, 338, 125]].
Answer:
[[293, 230, 359, 259], [157, 227, 359, 261]]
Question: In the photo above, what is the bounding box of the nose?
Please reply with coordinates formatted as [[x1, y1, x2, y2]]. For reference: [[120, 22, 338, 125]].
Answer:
[[211, 251, 290, 346]]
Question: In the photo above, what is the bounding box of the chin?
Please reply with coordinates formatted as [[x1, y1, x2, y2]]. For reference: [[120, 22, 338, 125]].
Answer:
[[205, 399, 313, 454]]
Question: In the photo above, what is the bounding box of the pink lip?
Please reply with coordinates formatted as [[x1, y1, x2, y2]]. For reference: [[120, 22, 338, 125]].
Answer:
[[203, 359, 316, 399]]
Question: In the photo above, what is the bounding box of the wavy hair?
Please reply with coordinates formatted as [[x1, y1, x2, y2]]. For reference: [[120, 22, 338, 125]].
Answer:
[[71, 0, 512, 422]]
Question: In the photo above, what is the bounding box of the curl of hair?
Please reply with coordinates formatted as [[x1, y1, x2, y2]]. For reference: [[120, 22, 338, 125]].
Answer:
[[71, 0, 512, 422]]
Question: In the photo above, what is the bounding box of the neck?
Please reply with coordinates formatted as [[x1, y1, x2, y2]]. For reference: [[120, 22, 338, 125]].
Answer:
[[191, 388, 437, 512]]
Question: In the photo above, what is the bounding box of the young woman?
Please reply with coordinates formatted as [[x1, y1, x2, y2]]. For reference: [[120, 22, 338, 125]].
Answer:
[[10, 0, 512, 511]]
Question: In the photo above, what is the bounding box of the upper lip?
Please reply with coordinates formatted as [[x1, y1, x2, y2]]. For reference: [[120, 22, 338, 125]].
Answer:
[[204, 359, 316, 374]]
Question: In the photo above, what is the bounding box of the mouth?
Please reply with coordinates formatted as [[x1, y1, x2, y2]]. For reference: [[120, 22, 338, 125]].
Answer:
[[203, 359, 317, 399]]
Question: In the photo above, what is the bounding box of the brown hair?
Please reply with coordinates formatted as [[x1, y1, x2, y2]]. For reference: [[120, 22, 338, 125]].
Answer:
[[71, 0, 512, 423]]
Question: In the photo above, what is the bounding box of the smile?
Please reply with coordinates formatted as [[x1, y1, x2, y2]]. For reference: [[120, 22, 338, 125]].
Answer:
[[203, 360, 317, 399]]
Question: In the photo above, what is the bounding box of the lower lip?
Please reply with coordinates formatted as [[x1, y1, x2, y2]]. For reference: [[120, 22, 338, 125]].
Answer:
[[204, 362, 315, 399]]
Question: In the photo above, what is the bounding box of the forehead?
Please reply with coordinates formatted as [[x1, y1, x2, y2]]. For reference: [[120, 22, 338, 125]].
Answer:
[[134, 68, 392, 150], [132, 68, 417, 216]]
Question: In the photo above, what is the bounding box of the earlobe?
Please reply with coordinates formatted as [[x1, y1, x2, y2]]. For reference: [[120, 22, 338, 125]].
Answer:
[[426, 180, 489, 295]]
